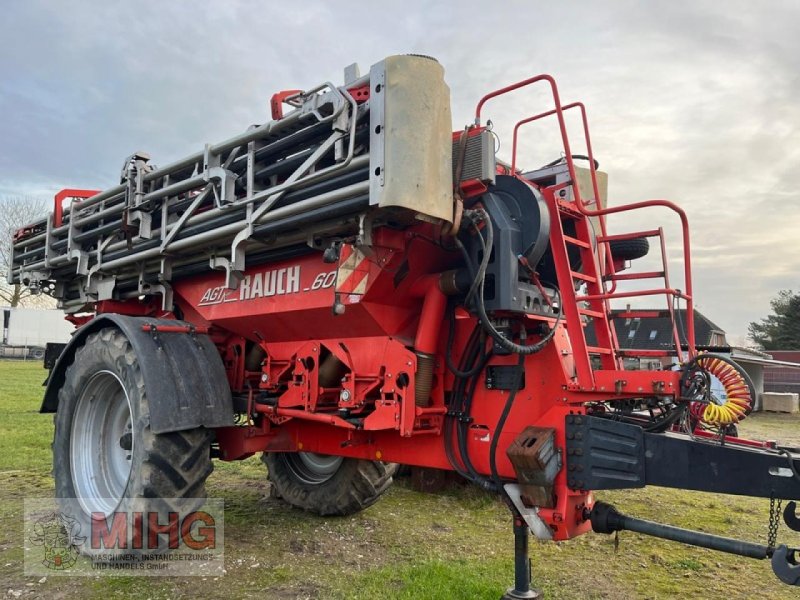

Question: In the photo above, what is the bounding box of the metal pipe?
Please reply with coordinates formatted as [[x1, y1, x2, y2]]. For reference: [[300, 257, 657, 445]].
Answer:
[[92, 181, 368, 272], [12, 246, 45, 263], [590, 501, 769, 560], [12, 231, 47, 248], [258, 406, 357, 429], [143, 174, 206, 203], [577, 288, 691, 302], [62, 183, 126, 214], [229, 119, 331, 171], [47, 159, 370, 255], [39, 115, 365, 250], [510, 516, 537, 598], [51, 196, 367, 302], [12, 90, 362, 284], [207, 101, 315, 157], [143, 153, 202, 183]]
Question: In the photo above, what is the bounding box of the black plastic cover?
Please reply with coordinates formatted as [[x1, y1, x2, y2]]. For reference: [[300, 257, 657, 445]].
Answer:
[[466, 175, 551, 314], [40, 314, 234, 434], [566, 414, 800, 500]]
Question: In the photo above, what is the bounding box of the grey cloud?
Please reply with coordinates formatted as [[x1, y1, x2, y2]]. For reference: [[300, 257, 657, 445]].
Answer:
[[1, 0, 799, 339]]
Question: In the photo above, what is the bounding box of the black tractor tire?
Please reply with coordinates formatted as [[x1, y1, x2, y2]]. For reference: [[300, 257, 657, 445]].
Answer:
[[609, 237, 650, 261], [53, 327, 214, 555], [263, 452, 394, 516]]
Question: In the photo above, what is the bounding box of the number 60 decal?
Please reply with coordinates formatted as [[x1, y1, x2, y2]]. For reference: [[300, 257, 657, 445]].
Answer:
[[310, 271, 336, 290]]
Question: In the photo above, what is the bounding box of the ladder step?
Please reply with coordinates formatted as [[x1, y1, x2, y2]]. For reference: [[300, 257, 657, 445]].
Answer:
[[586, 346, 614, 355], [563, 235, 590, 249], [609, 271, 665, 282], [556, 200, 582, 218], [578, 307, 605, 319], [598, 230, 661, 243], [570, 270, 597, 283], [611, 310, 671, 320], [617, 349, 675, 358]]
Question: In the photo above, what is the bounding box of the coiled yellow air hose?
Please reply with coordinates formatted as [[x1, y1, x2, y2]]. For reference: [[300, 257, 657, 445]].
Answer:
[[688, 354, 753, 426]]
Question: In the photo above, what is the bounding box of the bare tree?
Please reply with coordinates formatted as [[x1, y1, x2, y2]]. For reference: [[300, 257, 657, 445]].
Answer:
[[0, 194, 54, 308]]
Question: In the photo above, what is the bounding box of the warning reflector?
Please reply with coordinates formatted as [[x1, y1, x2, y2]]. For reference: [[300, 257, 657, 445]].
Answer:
[[335, 245, 370, 295]]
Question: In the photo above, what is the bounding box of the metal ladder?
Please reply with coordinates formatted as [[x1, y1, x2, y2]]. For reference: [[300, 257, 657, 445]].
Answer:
[[476, 74, 697, 391]]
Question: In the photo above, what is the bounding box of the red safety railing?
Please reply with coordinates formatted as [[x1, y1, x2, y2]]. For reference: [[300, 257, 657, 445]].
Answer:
[[53, 188, 101, 227], [475, 75, 696, 362]]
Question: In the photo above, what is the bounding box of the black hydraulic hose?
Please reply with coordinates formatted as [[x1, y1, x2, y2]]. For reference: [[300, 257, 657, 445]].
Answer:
[[642, 402, 687, 433], [443, 319, 497, 491], [454, 237, 479, 307], [445, 305, 488, 378], [778, 449, 800, 484], [445, 350, 477, 482], [453, 335, 488, 483], [444, 240, 487, 378], [456, 349, 496, 490], [445, 325, 484, 481], [489, 353, 525, 485], [465, 211, 493, 306], [474, 283, 562, 355], [680, 352, 757, 411], [444, 415, 471, 480]]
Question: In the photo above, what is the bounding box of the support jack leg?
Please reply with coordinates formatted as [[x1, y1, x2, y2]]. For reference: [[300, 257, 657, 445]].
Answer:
[[502, 515, 541, 599]]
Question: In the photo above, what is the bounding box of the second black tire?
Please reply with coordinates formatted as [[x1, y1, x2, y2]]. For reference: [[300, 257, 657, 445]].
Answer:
[[608, 237, 650, 261], [263, 452, 394, 516]]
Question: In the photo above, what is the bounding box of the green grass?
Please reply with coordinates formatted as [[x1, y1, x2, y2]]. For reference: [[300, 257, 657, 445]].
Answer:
[[1, 358, 799, 599], [0, 360, 53, 473]]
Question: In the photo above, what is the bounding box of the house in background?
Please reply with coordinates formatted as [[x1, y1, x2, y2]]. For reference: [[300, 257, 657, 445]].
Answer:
[[764, 351, 800, 395], [587, 308, 727, 370], [587, 307, 800, 407], [611, 308, 726, 368]]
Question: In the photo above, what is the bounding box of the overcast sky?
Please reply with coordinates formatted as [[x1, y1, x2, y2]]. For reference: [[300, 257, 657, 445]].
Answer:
[[1, 0, 799, 342]]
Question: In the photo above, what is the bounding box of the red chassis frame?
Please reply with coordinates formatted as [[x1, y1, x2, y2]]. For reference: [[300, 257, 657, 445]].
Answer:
[[166, 220, 683, 543]]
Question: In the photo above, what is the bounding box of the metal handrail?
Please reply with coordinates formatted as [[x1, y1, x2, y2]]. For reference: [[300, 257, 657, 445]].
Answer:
[[475, 73, 696, 358]]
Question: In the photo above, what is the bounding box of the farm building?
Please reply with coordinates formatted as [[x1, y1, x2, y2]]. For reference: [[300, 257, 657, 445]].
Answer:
[[588, 308, 800, 406]]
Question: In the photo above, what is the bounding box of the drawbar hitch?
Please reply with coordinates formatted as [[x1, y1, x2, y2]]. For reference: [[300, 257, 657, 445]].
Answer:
[[589, 501, 800, 586]]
